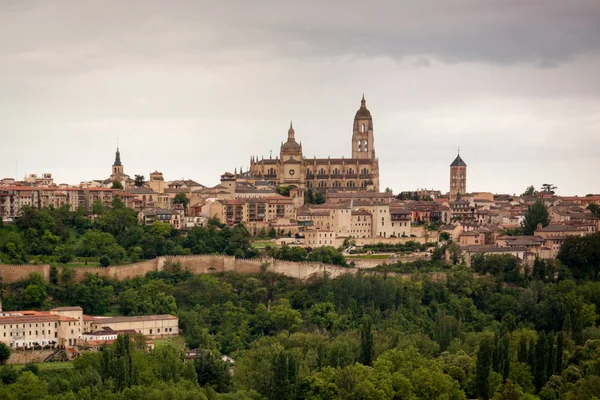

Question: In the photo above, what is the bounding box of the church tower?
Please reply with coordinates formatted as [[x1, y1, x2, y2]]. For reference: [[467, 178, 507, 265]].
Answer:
[[449, 151, 467, 201], [352, 94, 375, 160], [112, 147, 124, 176]]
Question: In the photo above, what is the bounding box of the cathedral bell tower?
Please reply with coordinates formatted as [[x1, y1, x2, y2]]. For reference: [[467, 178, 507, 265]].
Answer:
[[352, 94, 375, 160], [449, 151, 467, 202]]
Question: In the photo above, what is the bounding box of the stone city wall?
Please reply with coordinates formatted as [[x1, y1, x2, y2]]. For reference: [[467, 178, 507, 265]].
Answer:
[[1, 254, 434, 284], [0, 264, 50, 283]]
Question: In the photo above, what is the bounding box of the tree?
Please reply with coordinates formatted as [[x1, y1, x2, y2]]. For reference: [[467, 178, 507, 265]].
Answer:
[[194, 350, 232, 392], [521, 185, 538, 197], [111, 180, 124, 189], [534, 331, 549, 391], [134, 175, 145, 187], [359, 320, 374, 366], [555, 331, 564, 374], [522, 200, 549, 235], [587, 203, 600, 218], [0, 343, 11, 365], [476, 337, 494, 400], [173, 192, 190, 213]]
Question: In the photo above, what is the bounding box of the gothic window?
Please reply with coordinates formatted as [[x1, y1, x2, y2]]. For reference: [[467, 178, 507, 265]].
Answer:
[[318, 181, 327, 188], [307, 182, 313, 188], [362, 124, 365, 133], [361, 168, 369, 175], [306, 169, 313, 176], [364, 141, 368, 152], [347, 181, 355, 188], [333, 181, 341, 188], [347, 168, 354, 175], [361, 181, 368, 188], [332, 168, 340, 175], [318, 168, 326, 175], [357, 140, 362, 152]]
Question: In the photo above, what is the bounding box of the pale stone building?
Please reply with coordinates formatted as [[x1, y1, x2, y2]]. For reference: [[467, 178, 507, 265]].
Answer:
[[248, 96, 380, 192]]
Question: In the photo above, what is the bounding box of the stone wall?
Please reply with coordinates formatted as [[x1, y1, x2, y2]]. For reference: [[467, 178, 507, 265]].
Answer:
[[69, 259, 158, 282], [0, 264, 50, 283], [1, 255, 443, 284], [8, 349, 56, 365]]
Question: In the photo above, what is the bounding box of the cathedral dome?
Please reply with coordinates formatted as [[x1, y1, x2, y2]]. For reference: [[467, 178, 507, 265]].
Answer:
[[281, 121, 302, 155], [355, 94, 372, 118]]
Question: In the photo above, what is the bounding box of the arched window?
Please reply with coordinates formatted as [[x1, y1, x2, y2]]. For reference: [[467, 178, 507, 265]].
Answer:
[[332, 168, 340, 175], [318, 168, 326, 175], [306, 169, 313, 177], [347, 181, 355, 188], [362, 124, 365, 133], [307, 182, 313, 188], [361, 168, 369, 175], [332, 181, 340, 188], [318, 181, 327, 188], [347, 168, 354, 175], [364, 141, 368, 152], [357, 140, 362, 152], [361, 180, 368, 188]]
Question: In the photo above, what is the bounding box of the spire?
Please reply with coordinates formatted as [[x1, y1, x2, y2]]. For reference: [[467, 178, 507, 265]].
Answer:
[[113, 146, 122, 167], [361, 93, 366, 106], [288, 120, 295, 141]]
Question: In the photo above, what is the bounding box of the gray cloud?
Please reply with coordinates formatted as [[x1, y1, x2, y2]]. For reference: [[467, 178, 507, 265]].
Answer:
[[1, 0, 599, 195]]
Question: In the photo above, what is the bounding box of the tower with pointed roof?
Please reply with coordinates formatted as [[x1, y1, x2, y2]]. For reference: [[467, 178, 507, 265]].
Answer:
[[109, 147, 131, 185], [112, 147, 124, 176], [449, 151, 467, 202], [352, 94, 375, 160]]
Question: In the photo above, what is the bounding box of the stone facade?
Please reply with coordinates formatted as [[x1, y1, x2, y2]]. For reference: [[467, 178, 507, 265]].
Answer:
[[248, 96, 380, 192], [449, 153, 467, 202]]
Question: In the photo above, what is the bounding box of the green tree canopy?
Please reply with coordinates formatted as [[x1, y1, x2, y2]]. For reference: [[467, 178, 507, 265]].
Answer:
[[522, 200, 549, 235]]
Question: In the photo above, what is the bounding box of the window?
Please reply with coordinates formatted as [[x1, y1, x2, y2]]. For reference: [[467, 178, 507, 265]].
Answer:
[[150, 329, 153, 334], [357, 140, 362, 152], [362, 124, 365, 132]]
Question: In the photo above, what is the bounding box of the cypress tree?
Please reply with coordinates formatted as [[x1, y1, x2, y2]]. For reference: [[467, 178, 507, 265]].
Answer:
[[501, 335, 510, 381], [556, 331, 565, 374], [476, 337, 494, 400], [562, 314, 572, 336], [518, 336, 528, 364], [359, 320, 374, 366], [534, 331, 549, 391], [573, 317, 584, 346], [547, 333, 556, 378], [528, 338, 536, 370]]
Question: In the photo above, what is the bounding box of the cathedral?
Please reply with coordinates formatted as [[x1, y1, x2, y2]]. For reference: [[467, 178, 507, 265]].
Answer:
[[248, 95, 380, 192]]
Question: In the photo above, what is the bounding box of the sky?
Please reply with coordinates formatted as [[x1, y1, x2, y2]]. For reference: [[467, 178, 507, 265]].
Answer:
[[1, 0, 599, 196]]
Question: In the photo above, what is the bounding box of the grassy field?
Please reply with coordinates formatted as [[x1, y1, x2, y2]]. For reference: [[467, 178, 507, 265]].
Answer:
[[13, 361, 73, 371], [154, 336, 186, 348], [251, 240, 279, 249]]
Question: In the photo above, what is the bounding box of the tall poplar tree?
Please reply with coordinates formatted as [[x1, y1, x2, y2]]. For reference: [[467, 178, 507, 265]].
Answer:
[[476, 337, 494, 400]]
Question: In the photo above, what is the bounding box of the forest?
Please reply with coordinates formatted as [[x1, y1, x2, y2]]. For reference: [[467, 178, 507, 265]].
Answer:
[[1, 230, 600, 399]]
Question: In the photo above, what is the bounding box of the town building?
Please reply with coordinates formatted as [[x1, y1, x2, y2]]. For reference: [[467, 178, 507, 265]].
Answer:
[[0, 306, 178, 350], [248, 96, 380, 192]]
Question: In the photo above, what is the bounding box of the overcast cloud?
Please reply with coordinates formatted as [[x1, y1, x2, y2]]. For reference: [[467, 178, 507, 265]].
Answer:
[[1, 0, 599, 195]]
